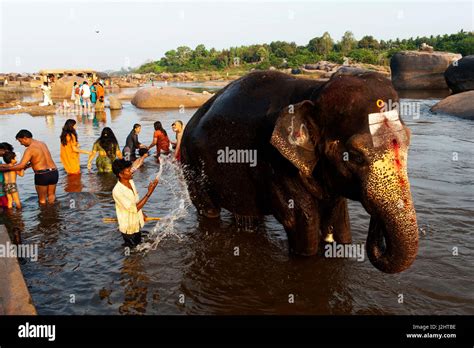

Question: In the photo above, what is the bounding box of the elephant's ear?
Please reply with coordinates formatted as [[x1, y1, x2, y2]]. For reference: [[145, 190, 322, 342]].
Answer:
[[270, 100, 320, 176]]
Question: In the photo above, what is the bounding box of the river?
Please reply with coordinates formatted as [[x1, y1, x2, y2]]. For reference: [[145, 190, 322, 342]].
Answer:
[[0, 84, 472, 315]]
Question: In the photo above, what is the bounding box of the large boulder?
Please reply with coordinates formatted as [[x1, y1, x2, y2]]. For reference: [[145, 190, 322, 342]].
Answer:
[[390, 51, 461, 90], [51, 76, 84, 100], [444, 55, 474, 94], [131, 87, 212, 109], [108, 96, 122, 110], [430, 90, 474, 119]]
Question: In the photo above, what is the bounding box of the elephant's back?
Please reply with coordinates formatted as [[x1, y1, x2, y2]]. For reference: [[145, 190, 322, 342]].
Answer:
[[181, 71, 323, 215]]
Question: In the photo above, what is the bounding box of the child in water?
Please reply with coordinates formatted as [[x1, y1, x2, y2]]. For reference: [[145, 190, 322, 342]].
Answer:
[[3, 151, 24, 209]]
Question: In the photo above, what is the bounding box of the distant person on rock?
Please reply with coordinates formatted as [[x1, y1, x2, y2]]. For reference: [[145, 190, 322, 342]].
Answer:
[[39, 82, 53, 106]]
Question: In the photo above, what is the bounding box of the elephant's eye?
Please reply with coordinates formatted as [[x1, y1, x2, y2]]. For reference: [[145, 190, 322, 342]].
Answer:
[[350, 151, 365, 165]]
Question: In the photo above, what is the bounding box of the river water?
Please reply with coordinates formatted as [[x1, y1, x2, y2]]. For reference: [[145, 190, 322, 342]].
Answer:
[[0, 85, 472, 315]]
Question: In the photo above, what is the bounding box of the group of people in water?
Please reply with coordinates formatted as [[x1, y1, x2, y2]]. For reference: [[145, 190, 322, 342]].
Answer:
[[0, 119, 186, 247]]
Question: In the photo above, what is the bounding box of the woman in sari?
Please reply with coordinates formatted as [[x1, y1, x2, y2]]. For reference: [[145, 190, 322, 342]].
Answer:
[[60, 119, 91, 175], [87, 127, 122, 173]]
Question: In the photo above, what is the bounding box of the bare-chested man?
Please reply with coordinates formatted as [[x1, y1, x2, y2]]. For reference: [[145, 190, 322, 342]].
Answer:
[[0, 130, 59, 204]]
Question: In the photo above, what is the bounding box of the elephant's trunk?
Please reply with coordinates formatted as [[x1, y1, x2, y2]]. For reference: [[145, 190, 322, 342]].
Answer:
[[363, 142, 419, 273]]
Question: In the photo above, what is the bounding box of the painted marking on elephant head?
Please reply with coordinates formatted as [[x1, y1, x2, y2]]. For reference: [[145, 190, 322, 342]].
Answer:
[[368, 109, 404, 148], [287, 116, 311, 150]]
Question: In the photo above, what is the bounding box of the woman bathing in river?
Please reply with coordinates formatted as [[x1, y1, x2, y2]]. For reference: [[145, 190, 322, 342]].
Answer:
[[87, 127, 122, 173], [59, 119, 91, 175], [148, 121, 170, 163]]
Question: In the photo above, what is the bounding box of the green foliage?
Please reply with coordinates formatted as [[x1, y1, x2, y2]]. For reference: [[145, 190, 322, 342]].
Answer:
[[134, 31, 473, 73]]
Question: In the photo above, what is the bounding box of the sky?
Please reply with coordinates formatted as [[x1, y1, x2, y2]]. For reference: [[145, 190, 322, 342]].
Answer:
[[0, 0, 472, 73]]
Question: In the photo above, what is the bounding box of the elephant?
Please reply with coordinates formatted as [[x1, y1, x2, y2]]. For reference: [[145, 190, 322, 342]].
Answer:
[[181, 70, 419, 273]]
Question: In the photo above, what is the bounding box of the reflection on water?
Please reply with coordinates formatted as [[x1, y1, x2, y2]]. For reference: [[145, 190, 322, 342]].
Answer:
[[0, 90, 473, 315]]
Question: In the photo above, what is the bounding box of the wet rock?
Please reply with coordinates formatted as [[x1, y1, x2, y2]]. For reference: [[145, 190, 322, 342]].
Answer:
[[108, 96, 122, 110], [444, 55, 474, 94], [51, 76, 84, 99], [390, 51, 461, 90], [430, 90, 474, 119], [131, 86, 212, 109]]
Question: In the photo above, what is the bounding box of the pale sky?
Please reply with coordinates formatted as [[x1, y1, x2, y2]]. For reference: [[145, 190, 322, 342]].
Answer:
[[0, 0, 472, 73]]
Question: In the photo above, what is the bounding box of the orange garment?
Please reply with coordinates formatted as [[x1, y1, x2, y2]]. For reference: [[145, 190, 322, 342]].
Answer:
[[60, 134, 80, 174], [96, 84, 105, 99], [154, 130, 170, 154]]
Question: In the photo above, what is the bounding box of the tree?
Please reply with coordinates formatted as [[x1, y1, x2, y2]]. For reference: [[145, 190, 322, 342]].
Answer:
[[256, 46, 269, 62], [307, 32, 334, 56], [340, 31, 357, 54], [358, 35, 380, 49], [193, 44, 208, 58]]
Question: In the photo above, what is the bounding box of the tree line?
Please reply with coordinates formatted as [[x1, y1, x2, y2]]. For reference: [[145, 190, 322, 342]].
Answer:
[[135, 30, 473, 74]]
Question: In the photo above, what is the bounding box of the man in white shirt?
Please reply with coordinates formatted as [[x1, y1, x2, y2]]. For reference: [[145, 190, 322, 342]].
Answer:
[[80, 81, 92, 112], [112, 158, 158, 247]]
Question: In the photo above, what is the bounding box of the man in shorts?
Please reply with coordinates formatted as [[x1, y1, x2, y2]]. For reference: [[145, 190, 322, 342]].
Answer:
[[0, 130, 59, 205]]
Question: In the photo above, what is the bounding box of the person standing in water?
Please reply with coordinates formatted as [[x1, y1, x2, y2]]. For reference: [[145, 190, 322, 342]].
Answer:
[[39, 82, 53, 106], [123, 124, 147, 162], [3, 151, 24, 209], [0, 130, 58, 205], [90, 82, 98, 109], [112, 158, 159, 247], [80, 81, 91, 112], [171, 120, 184, 162], [148, 121, 170, 163], [60, 119, 91, 175], [87, 127, 122, 173], [95, 82, 105, 111]]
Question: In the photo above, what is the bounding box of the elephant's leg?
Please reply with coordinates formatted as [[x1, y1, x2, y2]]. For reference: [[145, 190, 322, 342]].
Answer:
[[271, 176, 320, 256], [184, 166, 221, 218], [321, 197, 352, 244]]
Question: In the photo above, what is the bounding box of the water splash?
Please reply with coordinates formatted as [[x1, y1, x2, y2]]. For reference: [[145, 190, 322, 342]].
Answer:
[[136, 157, 192, 252]]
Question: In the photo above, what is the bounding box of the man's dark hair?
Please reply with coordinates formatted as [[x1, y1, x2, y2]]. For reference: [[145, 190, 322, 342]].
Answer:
[[0, 142, 14, 152], [138, 148, 149, 157], [15, 130, 33, 139], [112, 158, 132, 178], [3, 151, 16, 164]]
